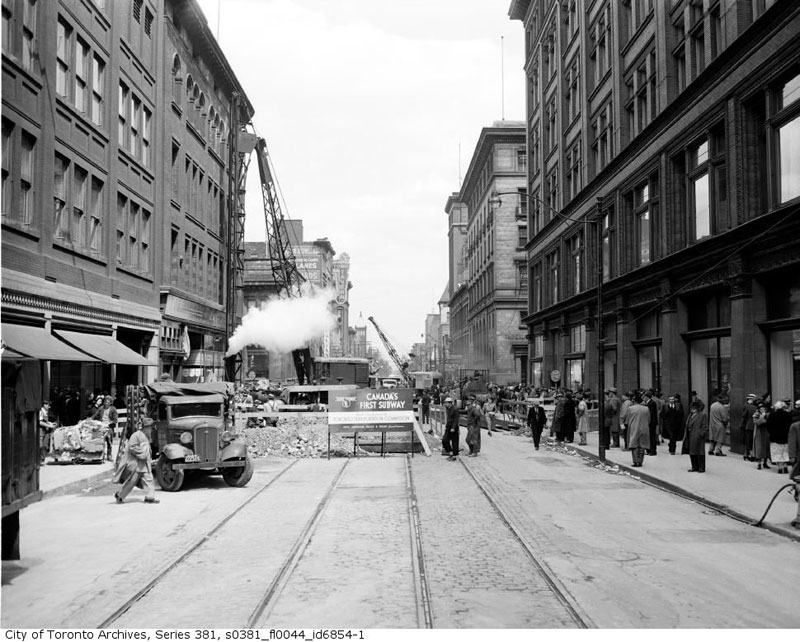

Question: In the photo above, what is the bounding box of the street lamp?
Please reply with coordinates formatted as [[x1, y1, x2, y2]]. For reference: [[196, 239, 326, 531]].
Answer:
[[488, 189, 607, 461]]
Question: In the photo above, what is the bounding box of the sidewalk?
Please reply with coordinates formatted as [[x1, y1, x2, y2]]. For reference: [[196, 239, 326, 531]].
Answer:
[[38, 442, 118, 500], [565, 429, 800, 541], [426, 412, 800, 542]]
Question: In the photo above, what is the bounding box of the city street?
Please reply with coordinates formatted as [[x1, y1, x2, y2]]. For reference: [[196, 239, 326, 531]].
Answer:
[[3, 429, 799, 629]]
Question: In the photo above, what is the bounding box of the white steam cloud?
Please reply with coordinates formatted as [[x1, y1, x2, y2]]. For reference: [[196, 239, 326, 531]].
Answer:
[[226, 287, 337, 356]]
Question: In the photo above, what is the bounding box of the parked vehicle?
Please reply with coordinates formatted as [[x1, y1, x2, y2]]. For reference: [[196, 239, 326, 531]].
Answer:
[[124, 382, 253, 492]]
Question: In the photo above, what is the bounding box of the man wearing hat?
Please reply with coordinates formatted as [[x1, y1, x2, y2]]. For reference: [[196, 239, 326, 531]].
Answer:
[[527, 398, 547, 450], [442, 397, 459, 460], [740, 393, 758, 461], [604, 388, 621, 449]]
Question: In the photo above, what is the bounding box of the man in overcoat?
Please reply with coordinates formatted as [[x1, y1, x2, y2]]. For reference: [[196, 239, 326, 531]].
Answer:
[[683, 399, 709, 473], [527, 398, 547, 451], [626, 392, 651, 468]]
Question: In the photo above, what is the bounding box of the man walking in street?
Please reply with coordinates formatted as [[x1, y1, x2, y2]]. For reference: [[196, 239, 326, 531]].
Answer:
[[527, 398, 547, 450], [708, 394, 730, 456], [420, 390, 432, 425], [114, 419, 159, 504], [443, 397, 459, 460], [465, 396, 483, 457]]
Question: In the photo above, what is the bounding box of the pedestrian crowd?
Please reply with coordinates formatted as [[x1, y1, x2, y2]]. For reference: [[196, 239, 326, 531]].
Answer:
[[429, 379, 800, 528]]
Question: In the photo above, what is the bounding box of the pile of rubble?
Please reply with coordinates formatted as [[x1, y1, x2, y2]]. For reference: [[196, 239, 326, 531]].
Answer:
[[240, 415, 374, 458]]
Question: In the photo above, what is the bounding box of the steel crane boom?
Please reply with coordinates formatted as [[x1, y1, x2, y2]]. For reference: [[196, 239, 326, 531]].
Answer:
[[254, 138, 314, 384], [367, 316, 414, 387]]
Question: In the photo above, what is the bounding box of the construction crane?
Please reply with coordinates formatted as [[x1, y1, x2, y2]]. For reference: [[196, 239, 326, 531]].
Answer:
[[367, 316, 414, 388], [253, 137, 314, 385]]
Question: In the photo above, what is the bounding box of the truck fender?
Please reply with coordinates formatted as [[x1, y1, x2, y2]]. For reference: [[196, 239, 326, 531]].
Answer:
[[162, 443, 193, 460], [220, 441, 247, 461]]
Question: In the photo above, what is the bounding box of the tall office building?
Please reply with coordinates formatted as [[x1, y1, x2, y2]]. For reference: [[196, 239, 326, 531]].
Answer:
[[509, 0, 800, 447]]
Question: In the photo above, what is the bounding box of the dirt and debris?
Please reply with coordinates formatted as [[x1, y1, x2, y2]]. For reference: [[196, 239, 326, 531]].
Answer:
[[239, 415, 376, 458]]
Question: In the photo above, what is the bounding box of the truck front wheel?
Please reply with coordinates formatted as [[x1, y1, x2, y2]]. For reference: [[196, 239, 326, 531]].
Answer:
[[222, 455, 254, 487], [155, 454, 185, 491]]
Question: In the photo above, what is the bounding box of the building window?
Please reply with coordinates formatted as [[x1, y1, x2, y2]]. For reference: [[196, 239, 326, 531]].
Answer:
[[516, 147, 527, 172], [547, 250, 560, 304], [568, 232, 583, 295], [690, 13, 705, 78], [89, 177, 103, 254], [74, 36, 89, 113], [570, 324, 586, 353], [72, 165, 87, 248], [546, 96, 558, 151], [530, 123, 540, 175], [116, 192, 151, 274], [546, 167, 559, 220], [589, 4, 611, 88], [673, 17, 687, 94], [54, 153, 70, 241], [529, 69, 539, 111], [531, 188, 542, 235], [516, 188, 528, 219], [56, 18, 71, 97], [626, 48, 658, 140], [518, 226, 527, 248], [118, 82, 153, 167], [544, 28, 556, 79], [679, 124, 727, 241], [635, 182, 651, 265], [601, 208, 615, 282], [566, 358, 584, 389], [1, 120, 12, 220], [565, 141, 581, 200], [565, 57, 580, 123], [566, 0, 578, 39], [775, 73, 800, 203], [19, 131, 35, 226], [22, 0, 36, 72], [591, 102, 613, 175], [531, 262, 542, 312], [91, 55, 104, 126]]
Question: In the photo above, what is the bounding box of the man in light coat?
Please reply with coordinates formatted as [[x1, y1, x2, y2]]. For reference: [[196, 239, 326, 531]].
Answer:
[[626, 391, 651, 468], [115, 419, 159, 504], [708, 395, 730, 456]]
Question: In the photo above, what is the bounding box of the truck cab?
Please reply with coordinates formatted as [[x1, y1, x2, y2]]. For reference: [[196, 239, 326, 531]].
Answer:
[[126, 382, 253, 492]]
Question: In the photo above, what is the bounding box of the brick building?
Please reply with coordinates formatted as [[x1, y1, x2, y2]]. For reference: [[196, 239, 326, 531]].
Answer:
[[447, 121, 529, 384], [1, 0, 252, 395], [509, 0, 800, 447]]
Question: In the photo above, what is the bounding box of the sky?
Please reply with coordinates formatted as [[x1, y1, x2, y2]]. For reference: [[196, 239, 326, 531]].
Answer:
[[197, 0, 525, 354]]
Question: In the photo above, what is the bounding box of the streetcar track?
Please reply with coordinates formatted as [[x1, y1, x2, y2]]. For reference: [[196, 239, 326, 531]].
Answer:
[[97, 459, 300, 629], [458, 457, 593, 629], [404, 454, 434, 629], [246, 459, 351, 628]]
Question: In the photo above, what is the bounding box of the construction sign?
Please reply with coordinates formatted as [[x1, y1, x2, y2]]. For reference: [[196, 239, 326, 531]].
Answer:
[[328, 388, 414, 431]]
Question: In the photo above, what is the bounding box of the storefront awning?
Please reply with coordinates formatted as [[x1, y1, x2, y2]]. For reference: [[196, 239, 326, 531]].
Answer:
[[53, 330, 154, 366], [1, 324, 99, 361]]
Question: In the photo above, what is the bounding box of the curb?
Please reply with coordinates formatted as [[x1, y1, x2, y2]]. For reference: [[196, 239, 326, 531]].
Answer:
[[553, 439, 800, 543], [40, 468, 116, 502]]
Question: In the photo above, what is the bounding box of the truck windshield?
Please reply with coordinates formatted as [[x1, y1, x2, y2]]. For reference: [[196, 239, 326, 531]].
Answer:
[[171, 403, 221, 419]]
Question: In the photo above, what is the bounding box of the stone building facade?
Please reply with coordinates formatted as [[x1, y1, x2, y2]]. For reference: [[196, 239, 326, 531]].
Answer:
[[1, 0, 251, 394], [509, 0, 800, 447], [448, 121, 528, 384]]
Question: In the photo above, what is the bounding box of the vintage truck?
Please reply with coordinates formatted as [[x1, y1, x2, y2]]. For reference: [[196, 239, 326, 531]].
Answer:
[[124, 382, 253, 492]]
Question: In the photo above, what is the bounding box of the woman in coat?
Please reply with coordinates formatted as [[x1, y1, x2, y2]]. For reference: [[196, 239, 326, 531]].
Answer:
[[682, 399, 709, 473], [752, 401, 771, 470]]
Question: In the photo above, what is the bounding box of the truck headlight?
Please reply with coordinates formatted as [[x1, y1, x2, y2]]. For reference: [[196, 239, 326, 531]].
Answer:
[[220, 430, 233, 445], [180, 431, 193, 444]]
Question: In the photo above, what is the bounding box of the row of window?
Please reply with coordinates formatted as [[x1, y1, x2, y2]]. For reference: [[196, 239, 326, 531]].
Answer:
[[1, 0, 37, 72], [1, 119, 35, 229], [170, 144, 225, 234], [527, 72, 800, 314], [175, 232, 223, 303], [172, 55, 228, 158]]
